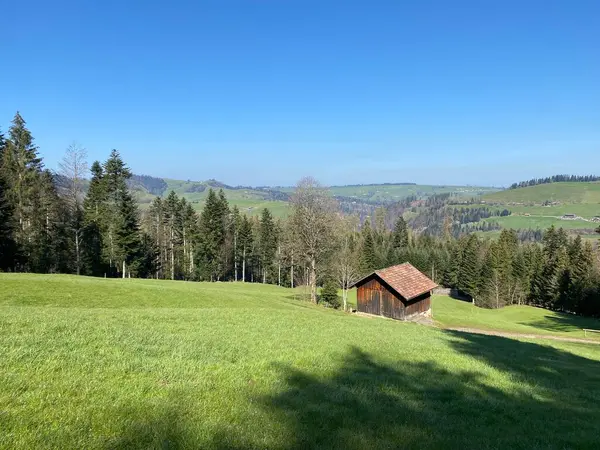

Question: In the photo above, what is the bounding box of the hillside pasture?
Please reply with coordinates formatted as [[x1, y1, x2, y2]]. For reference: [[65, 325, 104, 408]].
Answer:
[[483, 215, 596, 231], [483, 181, 600, 204], [2, 275, 600, 449], [433, 295, 600, 340]]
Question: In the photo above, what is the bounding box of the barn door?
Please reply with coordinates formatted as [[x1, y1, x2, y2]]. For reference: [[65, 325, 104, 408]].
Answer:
[[380, 291, 393, 318], [370, 290, 380, 316]]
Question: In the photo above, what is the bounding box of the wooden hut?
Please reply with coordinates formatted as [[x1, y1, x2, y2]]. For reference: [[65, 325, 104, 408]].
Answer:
[[352, 263, 437, 320]]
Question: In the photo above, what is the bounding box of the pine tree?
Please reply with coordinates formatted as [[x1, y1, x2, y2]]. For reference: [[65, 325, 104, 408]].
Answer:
[[0, 163, 17, 270], [238, 215, 254, 282], [197, 189, 227, 280], [458, 234, 480, 301], [181, 199, 198, 279], [230, 205, 242, 281], [82, 161, 108, 276], [164, 191, 183, 279], [391, 216, 409, 250], [259, 208, 277, 283], [359, 219, 377, 275], [2, 112, 44, 269], [115, 189, 141, 277], [102, 150, 137, 277]]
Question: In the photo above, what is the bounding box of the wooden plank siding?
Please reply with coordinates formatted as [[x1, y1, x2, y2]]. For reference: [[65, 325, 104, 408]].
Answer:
[[356, 274, 431, 320]]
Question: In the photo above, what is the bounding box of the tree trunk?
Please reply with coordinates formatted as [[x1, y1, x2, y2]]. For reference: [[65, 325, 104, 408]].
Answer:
[[122, 260, 126, 279], [242, 248, 246, 282], [75, 230, 80, 276], [170, 228, 175, 280], [310, 258, 317, 303], [290, 254, 294, 289], [234, 233, 238, 282]]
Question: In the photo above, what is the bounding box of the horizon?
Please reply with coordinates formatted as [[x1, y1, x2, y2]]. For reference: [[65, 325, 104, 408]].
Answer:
[[2, 1, 599, 187]]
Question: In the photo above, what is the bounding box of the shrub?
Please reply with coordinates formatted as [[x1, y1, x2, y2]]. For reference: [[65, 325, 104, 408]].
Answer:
[[321, 280, 341, 309]]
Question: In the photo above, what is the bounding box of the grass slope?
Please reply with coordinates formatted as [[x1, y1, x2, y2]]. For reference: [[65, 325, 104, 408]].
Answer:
[[484, 182, 600, 205], [2, 275, 600, 449], [433, 295, 600, 340], [473, 182, 600, 237]]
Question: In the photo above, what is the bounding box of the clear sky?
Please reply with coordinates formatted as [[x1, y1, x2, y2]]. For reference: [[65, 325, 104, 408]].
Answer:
[[2, 0, 599, 187]]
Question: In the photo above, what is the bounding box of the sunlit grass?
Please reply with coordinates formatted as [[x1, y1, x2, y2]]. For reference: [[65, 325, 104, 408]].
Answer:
[[1, 275, 600, 449]]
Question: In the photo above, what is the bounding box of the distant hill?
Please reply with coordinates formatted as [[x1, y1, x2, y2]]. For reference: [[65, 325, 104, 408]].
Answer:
[[483, 182, 600, 205], [126, 177, 499, 218], [473, 182, 600, 240]]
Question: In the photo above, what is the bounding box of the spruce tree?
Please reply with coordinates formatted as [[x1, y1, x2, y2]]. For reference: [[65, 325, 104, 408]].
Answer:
[[82, 161, 108, 276], [0, 166, 17, 270], [391, 216, 409, 250], [115, 189, 141, 277], [238, 215, 253, 282], [359, 219, 377, 275], [259, 208, 277, 283], [458, 234, 480, 301], [2, 112, 44, 268], [197, 189, 226, 280]]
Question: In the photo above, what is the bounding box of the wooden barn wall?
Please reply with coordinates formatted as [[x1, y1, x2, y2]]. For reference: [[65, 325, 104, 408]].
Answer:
[[357, 278, 381, 316], [357, 276, 431, 320]]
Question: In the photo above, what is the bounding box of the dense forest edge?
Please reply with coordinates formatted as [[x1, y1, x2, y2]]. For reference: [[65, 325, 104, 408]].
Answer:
[[1, 111, 600, 317]]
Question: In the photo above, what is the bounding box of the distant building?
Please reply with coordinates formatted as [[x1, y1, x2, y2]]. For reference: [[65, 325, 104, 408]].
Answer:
[[562, 214, 577, 220]]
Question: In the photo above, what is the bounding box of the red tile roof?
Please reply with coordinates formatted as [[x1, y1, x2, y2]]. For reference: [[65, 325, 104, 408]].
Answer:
[[353, 263, 438, 300]]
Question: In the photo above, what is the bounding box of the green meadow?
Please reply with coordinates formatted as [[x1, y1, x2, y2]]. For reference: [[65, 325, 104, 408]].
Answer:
[[2, 274, 600, 449]]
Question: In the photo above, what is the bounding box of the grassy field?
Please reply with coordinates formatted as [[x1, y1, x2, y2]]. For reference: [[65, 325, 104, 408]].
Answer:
[[484, 182, 600, 204], [484, 215, 597, 230], [433, 295, 600, 340], [2, 275, 600, 449]]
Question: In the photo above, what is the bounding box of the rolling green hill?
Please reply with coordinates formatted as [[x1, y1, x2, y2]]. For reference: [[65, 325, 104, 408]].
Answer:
[[1, 274, 600, 448], [484, 181, 600, 205], [130, 177, 498, 218], [476, 182, 600, 238]]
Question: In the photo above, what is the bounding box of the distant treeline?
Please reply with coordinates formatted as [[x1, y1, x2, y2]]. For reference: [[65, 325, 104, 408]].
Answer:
[[3, 110, 600, 317], [509, 174, 600, 189]]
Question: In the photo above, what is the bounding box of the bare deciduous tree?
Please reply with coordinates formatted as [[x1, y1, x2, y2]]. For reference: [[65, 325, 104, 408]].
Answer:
[[336, 217, 360, 311], [58, 142, 88, 275], [290, 177, 338, 303]]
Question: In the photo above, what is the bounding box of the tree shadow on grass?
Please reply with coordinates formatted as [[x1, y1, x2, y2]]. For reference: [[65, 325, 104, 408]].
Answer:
[[518, 313, 600, 335], [260, 337, 600, 449], [106, 335, 600, 449]]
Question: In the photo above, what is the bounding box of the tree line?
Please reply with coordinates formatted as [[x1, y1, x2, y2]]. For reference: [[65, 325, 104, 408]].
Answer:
[[1, 112, 600, 316], [509, 174, 600, 190]]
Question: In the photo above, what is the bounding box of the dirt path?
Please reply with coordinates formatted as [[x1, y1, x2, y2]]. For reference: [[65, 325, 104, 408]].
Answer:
[[444, 327, 600, 345]]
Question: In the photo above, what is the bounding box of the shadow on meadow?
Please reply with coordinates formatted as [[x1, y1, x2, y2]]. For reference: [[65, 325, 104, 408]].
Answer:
[[519, 313, 600, 336], [107, 333, 600, 450]]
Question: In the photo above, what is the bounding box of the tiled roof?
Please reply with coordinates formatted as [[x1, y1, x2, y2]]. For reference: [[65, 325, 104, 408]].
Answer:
[[375, 263, 438, 300], [350, 263, 438, 300]]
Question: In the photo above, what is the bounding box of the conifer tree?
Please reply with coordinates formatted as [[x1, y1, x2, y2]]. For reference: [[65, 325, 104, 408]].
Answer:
[[82, 161, 108, 276], [359, 218, 377, 275], [458, 234, 480, 301], [238, 214, 253, 282], [2, 112, 44, 268], [115, 189, 141, 277], [0, 162, 17, 270], [391, 216, 409, 250], [259, 208, 277, 283], [197, 189, 226, 280]]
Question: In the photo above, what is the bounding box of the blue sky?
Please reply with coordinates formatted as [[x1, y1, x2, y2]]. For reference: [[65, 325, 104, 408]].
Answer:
[[2, 0, 599, 187]]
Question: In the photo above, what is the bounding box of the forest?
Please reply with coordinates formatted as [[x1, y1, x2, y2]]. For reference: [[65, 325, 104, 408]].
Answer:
[[1, 111, 600, 316]]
